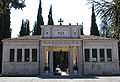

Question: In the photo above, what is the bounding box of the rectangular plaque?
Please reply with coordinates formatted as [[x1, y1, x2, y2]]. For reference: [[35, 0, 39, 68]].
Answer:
[[52, 29, 69, 37]]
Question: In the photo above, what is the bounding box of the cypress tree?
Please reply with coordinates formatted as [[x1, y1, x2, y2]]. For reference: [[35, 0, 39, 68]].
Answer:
[[90, 4, 99, 36], [19, 19, 30, 36], [0, 0, 26, 74], [19, 20, 26, 36], [3, 13, 11, 38], [0, 14, 3, 40], [0, 14, 3, 74], [26, 19, 30, 35], [32, 21, 41, 35], [36, 0, 44, 35], [48, 5, 54, 25], [81, 22, 84, 35]]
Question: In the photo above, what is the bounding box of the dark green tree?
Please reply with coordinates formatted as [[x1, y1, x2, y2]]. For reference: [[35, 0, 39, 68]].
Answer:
[[88, 0, 120, 62], [0, 14, 3, 40], [26, 19, 30, 35], [81, 22, 84, 35], [32, 21, 41, 35], [0, 13, 11, 39], [3, 13, 11, 38], [90, 4, 99, 36], [19, 19, 30, 36], [0, 0, 25, 74], [88, 0, 120, 39], [19, 20, 26, 36], [36, 0, 44, 35], [0, 0, 25, 38], [48, 5, 54, 25]]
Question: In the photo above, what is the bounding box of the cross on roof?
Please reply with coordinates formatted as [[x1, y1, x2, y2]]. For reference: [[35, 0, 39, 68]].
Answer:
[[58, 18, 64, 25]]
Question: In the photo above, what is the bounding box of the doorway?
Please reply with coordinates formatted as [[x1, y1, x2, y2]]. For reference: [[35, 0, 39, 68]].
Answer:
[[53, 51, 69, 75]]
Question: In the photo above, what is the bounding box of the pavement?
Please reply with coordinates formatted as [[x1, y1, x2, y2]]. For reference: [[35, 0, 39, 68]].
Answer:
[[0, 76, 120, 82]]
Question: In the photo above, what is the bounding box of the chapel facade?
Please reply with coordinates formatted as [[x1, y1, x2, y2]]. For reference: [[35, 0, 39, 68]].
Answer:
[[2, 25, 119, 76]]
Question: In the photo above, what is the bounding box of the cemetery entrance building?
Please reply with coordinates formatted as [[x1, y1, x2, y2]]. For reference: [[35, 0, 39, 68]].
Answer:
[[1, 25, 119, 76]]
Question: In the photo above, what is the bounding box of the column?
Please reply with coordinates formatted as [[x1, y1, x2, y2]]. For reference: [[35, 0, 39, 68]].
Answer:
[[97, 49, 100, 62], [49, 46, 53, 75], [105, 49, 107, 62], [69, 46, 73, 75], [14, 48, 17, 62], [40, 46, 45, 75], [90, 48, 92, 62], [77, 46, 82, 75], [22, 49, 24, 62], [30, 48, 32, 62]]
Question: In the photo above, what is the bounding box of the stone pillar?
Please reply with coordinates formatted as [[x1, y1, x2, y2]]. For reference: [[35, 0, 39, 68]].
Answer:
[[105, 49, 107, 62], [30, 48, 32, 62], [14, 48, 17, 62], [49, 46, 53, 75], [40, 46, 45, 75], [90, 48, 92, 62], [97, 48, 100, 62], [69, 46, 73, 75], [77, 46, 82, 75], [22, 49, 24, 62]]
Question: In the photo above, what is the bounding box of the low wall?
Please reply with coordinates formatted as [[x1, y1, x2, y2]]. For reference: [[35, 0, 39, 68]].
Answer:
[[2, 62, 39, 76], [84, 62, 120, 75]]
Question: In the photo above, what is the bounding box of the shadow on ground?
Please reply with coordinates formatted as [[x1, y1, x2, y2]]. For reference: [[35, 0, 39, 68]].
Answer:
[[38, 75, 99, 79]]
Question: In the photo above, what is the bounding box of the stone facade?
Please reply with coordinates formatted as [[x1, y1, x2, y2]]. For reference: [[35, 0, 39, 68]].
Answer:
[[83, 40, 119, 75], [1, 25, 119, 76]]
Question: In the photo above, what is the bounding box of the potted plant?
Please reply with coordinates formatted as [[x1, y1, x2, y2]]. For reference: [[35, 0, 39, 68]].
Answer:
[[73, 65, 78, 74], [44, 66, 50, 74]]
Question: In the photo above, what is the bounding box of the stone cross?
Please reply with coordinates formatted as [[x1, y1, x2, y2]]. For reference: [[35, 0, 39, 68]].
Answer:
[[58, 18, 64, 25]]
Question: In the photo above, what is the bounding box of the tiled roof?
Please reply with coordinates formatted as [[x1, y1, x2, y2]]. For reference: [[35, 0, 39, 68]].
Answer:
[[3, 35, 42, 40], [80, 35, 112, 40], [41, 25, 80, 28], [3, 35, 115, 41]]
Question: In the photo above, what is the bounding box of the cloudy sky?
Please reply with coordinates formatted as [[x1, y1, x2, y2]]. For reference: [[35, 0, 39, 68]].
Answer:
[[10, 0, 100, 37]]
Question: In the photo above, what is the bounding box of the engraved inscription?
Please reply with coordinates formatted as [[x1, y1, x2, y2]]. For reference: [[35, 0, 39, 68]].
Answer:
[[57, 32, 64, 35]]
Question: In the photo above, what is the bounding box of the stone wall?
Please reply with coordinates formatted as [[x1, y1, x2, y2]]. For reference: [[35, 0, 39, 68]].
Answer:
[[83, 40, 119, 75], [2, 62, 39, 75], [2, 40, 40, 75], [84, 62, 119, 75]]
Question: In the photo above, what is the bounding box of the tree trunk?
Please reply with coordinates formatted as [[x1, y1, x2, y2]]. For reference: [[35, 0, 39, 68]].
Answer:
[[0, 40, 2, 74]]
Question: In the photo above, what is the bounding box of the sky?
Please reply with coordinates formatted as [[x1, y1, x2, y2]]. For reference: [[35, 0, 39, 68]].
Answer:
[[10, 0, 100, 37]]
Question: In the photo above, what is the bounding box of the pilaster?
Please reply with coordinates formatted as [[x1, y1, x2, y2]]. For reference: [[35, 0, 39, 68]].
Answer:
[[22, 48, 24, 62], [49, 46, 53, 75], [77, 46, 82, 75], [30, 48, 32, 62], [90, 48, 92, 62], [40, 46, 45, 75], [97, 48, 100, 62], [105, 49, 107, 62], [69, 46, 73, 75], [14, 48, 17, 62]]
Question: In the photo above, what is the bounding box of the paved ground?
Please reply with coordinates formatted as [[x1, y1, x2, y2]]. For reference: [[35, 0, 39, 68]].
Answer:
[[0, 76, 120, 82]]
